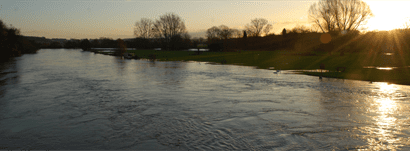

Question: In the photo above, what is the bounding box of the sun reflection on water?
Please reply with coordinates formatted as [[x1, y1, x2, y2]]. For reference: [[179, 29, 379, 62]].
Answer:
[[379, 83, 396, 94], [363, 82, 403, 150]]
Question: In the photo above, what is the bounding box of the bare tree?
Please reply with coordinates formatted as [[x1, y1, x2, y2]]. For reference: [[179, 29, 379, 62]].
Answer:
[[206, 26, 221, 41], [245, 18, 272, 37], [217, 25, 233, 39], [308, 0, 373, 33], [231, 29, 243, 38], [134, 18, 155, 39], [263, 24, 273, 36], [206, 25, 236, 40], [153, 13, 187, 50]]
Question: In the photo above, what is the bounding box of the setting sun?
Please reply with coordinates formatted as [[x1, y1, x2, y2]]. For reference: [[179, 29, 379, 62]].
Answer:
[[364, 0, 410, 31]]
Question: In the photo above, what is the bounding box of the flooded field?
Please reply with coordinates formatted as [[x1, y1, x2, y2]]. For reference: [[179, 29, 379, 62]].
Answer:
[[0, 49, 409, 150]]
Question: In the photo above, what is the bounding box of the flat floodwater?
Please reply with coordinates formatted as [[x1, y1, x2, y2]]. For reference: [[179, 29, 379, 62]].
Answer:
[[1, 49, 410, 150]]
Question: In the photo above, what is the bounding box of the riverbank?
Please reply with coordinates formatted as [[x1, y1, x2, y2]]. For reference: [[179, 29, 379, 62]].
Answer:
[[98, 49, 410, 85]]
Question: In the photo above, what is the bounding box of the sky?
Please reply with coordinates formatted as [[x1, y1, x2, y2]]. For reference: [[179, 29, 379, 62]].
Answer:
[[1, 0, 410, 39]]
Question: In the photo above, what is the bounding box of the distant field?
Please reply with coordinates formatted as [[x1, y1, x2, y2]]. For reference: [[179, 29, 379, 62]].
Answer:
[[122, 49, 410, 85]]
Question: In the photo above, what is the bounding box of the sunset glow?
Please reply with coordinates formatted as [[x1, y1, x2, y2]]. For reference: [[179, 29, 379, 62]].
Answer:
[[1, 0, 410, 39], [364, 0, 410, 31]]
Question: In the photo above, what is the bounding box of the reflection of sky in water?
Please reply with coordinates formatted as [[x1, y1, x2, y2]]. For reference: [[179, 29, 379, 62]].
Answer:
[[2, 49, 410, 150]]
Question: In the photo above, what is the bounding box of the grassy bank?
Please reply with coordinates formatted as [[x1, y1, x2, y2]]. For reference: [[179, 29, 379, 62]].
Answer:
[[119, 49, 410, 85]]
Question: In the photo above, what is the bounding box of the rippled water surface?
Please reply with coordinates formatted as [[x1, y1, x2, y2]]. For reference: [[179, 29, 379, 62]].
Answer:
[[1, 49, 410, 150]]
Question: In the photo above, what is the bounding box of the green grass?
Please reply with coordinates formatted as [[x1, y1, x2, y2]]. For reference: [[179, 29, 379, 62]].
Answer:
[[116, 49, 410, 85]]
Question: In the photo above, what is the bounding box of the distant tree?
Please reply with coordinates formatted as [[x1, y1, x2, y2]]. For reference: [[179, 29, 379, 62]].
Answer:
[[289, 25, 313, 34], [217, 25, 233, 40], [263, 24, 273, 36], [116, 38, 127, 56], [308, 0, 373, 33], [153, 13, 187, 50], [134, 18, 155, 39], [206, 25, 236, 40], [231, 29, 243, 38], [90, 39, 100, 48], [282, 28, 287, 35], [80, 39, 91, 51], [0, 22, 21, 58], [245, 18, 272, 37], [49, 42, 63, 48], [134, 38, 151, 49], [206, 26, 221, 42], [198, 37, 205, 43], [169, 35, 184, 50], [0, 20, 39, 60], [243, 30, 247, 38], [99, 37, 116, 48], [64, 39, 81, 48]]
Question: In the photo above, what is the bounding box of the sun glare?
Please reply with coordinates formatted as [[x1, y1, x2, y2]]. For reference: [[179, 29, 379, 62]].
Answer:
[[364, 82, 401, 150], [364, 1, 410, 31], [378, 82, 396, 94]]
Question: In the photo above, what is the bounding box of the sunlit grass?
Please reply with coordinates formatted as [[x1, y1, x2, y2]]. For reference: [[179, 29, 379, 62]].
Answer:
[[120, 49, 410, 85]]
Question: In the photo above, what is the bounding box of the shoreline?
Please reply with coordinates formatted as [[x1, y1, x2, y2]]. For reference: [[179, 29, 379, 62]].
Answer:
[[92, 49, 410, 86]]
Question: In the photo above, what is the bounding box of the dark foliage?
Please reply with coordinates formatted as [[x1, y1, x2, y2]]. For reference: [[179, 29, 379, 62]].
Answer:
[[48, 42, 63, 48], [134, 38, 153, 49], [169, 35, 190, 50], [115, 39, 127, 56], [64, 40, 80, 48], [208, 42, 224, 52], [99, 38, 117, 48], [0, 20, 39, 61], [80, 39, 91, 51]]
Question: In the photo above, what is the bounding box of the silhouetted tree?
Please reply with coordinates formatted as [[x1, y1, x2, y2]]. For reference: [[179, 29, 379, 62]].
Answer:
[[99, 37, 116, 48], [90, 39, 100, 48], [206, 25, 235, 40], [208, 42, 223, 52], [116, 38, 127, 56], [309, 0, 373, 33], [217, 25, 233, 40], [134, 18, 155, 39], [64, 40, 80, 48], [0, 20, 39, 61], [231, 29, 243, 38], [134, 38, 151, 49], [206, 26, 220, 42], [48, 42, 63, 48], [153, 13, 187, 50], [80, 39, 91, 51], [245, 18, 272, 37], [289, 25, 313, 34], [263, 24, 273, 36], [243, 30, 247, 38], [282, 28, 287, 35]]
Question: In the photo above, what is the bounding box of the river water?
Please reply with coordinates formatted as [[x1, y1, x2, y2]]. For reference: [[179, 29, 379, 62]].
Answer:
[[1, 49, 410, 150]]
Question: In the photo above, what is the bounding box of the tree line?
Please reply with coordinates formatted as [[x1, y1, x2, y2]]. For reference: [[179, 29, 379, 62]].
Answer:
[[4, 0, 408, 59], [0, 20, 39, 61], [133, 13, 191, 50], [131, 0, 378, 52]]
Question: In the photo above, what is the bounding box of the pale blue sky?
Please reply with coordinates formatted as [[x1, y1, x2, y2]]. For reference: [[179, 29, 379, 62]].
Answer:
[[1, 0, 409, 39]]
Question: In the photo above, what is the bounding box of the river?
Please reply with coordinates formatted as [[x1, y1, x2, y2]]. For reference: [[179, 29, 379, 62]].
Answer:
[[0, 49, 410, 150]]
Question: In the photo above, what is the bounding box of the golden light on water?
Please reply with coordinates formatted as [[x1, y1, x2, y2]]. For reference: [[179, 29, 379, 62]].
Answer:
[[364, 82, 403, 150], [378, 83, 395, 94]]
